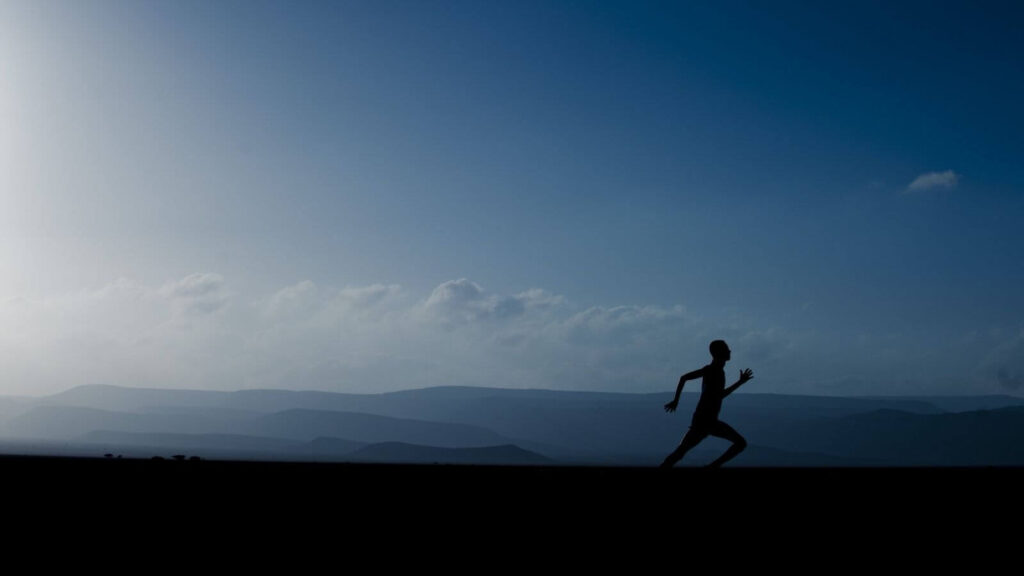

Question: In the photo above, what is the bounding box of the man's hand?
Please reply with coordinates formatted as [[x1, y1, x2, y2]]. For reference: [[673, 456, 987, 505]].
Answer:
[[664, 399, 678, 413], [738, 368, 754, 385]]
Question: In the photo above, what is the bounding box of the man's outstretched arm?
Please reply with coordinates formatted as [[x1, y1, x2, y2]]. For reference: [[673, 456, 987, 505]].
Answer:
[[664, 368, 705, 412], [722, 368, 754, 398]]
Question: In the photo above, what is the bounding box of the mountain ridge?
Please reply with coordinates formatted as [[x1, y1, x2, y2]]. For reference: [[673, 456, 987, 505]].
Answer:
[[7, 384, 1024, 466]]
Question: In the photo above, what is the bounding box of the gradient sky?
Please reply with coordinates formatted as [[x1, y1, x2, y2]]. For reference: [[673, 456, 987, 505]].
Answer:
[[1, 0, 1022, 397]]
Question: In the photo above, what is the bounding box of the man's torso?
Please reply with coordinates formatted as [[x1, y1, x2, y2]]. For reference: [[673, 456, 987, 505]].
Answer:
[[692, 364, 725, 426]]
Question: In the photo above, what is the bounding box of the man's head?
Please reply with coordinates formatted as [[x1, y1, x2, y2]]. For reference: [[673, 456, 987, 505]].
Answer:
[[709, 340, 731, 362]]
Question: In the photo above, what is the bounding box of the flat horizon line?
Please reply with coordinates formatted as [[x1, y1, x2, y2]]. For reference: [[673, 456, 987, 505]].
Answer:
[[20, 382, 1024, 401]]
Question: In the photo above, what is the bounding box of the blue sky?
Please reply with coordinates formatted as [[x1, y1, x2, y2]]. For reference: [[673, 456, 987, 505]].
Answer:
[[1, 1, 1022, 396]]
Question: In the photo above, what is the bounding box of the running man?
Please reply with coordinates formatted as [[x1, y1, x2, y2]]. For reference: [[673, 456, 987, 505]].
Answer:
[[660, 340, 753, 468]]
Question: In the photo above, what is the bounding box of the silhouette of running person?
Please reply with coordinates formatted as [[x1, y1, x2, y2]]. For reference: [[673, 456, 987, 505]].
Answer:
[[661, 340, 753, 468]]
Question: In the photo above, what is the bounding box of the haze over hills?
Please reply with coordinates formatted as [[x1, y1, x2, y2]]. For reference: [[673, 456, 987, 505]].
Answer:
[[1, 384, 1023, 466], [755, 407, 1024, 466], [4, 404, 514, 448], [79, 430, 305, 452], [345, 442, 552, 465]]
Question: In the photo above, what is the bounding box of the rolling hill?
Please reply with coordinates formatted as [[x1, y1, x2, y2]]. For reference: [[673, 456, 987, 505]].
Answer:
[[5, 384, 1023, 466]]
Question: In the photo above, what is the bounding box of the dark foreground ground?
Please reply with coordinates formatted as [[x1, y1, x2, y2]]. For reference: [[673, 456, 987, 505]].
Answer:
[[3, 454, 1018, 560]]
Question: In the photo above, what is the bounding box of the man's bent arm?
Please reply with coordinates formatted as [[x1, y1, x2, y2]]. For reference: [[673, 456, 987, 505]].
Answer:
[[722, 369, 754, 399], [667, 368, 705, 408]]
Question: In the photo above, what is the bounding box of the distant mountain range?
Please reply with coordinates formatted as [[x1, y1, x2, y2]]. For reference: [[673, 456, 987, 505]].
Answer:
[[345, 442, 552, 465], [0, 384, 1021, 466]]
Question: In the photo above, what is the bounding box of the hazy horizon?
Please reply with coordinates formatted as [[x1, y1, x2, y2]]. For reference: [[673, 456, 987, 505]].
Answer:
[[2, 1, 1022, 398], [6, 381, 1024, 402]]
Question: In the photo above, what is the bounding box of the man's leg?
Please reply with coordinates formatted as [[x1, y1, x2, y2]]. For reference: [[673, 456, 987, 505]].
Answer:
[[660, 427, 707, 468], [706, 421, 747, 468]]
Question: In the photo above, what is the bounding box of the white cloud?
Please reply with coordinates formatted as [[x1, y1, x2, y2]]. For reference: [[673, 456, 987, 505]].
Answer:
[[261, 281, 401, 321], [159, 273, 229, 316], [566, 304, 686, 332], [425, 278, 485, 308], [262, 280, 320, 320], [514, 288, 564, 311], [1, 274, 1001, 397], [0, 274, 799, 395], [907, 170, 959, 192], [335, 283, 401, 308], [422, 279, 560, 323]]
